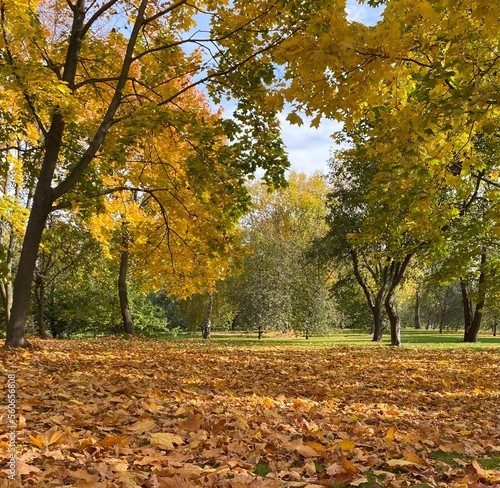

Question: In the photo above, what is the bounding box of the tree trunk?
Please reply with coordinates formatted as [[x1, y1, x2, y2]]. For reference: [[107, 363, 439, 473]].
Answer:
[[5, 187, 53, 348], [372, 299, 384, 342], [385, 286, 401, 347], [414, 286, 421, 329], [460, 279, 473, 336], [201, 293, 213, 339], [349, 250, 388, 342], [3, 0, 148, 348], [118, 237, 134, 335], [385, 255, 412, 347], [34, 275, 47, 338], [493, 321, 497, 337], [462, 254, 487, 343], [0, 282, 13, 329]]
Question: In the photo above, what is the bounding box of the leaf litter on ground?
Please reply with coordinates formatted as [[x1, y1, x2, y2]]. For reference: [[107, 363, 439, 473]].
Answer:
[[0, 337, 499, 487]]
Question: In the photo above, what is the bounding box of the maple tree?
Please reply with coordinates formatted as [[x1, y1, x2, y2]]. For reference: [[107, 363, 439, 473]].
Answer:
[[87, 84, 253, 335], [1, 336, 500, 486], [1, 0, 331, 347]]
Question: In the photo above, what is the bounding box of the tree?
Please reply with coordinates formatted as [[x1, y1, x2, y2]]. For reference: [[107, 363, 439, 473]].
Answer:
[[2, 0, 324, 347], [321, 137, 417, 345], [227, 172, 335, 338]]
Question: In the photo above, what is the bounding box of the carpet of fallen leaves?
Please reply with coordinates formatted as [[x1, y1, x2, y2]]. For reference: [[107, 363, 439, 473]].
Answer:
[[1, 337, 500, 488]]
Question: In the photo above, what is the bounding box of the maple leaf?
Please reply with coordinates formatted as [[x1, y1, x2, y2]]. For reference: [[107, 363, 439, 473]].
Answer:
[[150, 432, 184, 450]]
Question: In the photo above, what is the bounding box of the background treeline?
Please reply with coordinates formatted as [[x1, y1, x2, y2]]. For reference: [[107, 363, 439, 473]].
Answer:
[[2, 169, 498, 343]]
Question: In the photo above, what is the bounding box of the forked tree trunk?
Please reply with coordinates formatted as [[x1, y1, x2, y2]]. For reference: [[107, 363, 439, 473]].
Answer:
[[349, 250, 389, 342], [385, 255, 412, 347]]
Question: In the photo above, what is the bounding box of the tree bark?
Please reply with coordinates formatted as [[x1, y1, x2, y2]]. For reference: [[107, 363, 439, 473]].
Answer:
[[385, 254, 412, 347], [118, 234, 134, 335], [414, 286, 421, 329], [201, 292, 213, 339], [463, 254, 487, 343], [34, 275, 47, 338], [5, 186, 53, 347], [385, 286, 401, 347]]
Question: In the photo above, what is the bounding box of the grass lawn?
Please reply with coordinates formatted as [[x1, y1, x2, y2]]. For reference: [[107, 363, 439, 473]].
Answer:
[[0, 333, 499, 487]]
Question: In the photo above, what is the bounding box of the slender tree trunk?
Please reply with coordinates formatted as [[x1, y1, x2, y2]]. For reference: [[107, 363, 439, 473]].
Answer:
[[372, 299, 384, 342], [118, 235, 134, 335], [493, 321, 497, 337], [460, 279, 473, 336], [414, 286, 421, 329], [0, 282, 13, 329], [0, 162, 19, 328], [201, 292, 213, 339]]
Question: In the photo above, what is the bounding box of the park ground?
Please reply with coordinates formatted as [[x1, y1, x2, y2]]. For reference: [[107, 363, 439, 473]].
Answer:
[[0, 331, 500, 487]]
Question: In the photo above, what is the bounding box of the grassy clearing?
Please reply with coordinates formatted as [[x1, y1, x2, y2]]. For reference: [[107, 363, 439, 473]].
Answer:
[[161, 328, 500, 348]]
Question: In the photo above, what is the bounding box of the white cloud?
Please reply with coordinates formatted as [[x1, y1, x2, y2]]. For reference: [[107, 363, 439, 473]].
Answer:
[[346, 0, 385, 25], [278, 114, 341, 175]]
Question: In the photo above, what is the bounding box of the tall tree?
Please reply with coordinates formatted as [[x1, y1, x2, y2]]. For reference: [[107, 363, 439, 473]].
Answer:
[[1, 0, 320, 347]]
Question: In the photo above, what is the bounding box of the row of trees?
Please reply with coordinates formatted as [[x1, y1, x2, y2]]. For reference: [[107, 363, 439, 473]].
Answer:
[[3, 166, 497, 344]]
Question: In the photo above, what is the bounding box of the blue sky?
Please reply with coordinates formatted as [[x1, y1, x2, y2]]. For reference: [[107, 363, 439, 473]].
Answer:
[[280, 0, 385, 175]]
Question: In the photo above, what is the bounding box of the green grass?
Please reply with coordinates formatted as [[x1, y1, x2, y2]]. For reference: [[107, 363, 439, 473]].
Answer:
[[162, 329, 500, 348], [50, 328, 500, 348]]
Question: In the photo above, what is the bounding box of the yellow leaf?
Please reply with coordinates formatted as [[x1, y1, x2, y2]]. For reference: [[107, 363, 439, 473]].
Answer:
[[17, 414, 27, 430], [150, 432, 184, 450], [128, 418, 157, 434], [340, 439, 356, 451], [385, 427, 396, 440], [402, 450, 425, 465], [41, 426, 62, 446], [29, 434, 44, 448], [305, 441, 325, 453], [386, 458, 416, 467], [262, 397, 274, 408]]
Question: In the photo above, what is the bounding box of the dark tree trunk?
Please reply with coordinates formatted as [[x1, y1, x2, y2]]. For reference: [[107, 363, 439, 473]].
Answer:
[[493, 321, 498, 337], [462, 253, 487, 343], [414, 287, 421, 329], [201, 292, 213, 339], [5, 189, 53, 348], [372, 299, 384, 342], [385, 287, 401, 347], [3, 0, 148, 348], [385, 255, 412, 347], [118, 236, 134, 335], [34, 275, 47, 338]]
